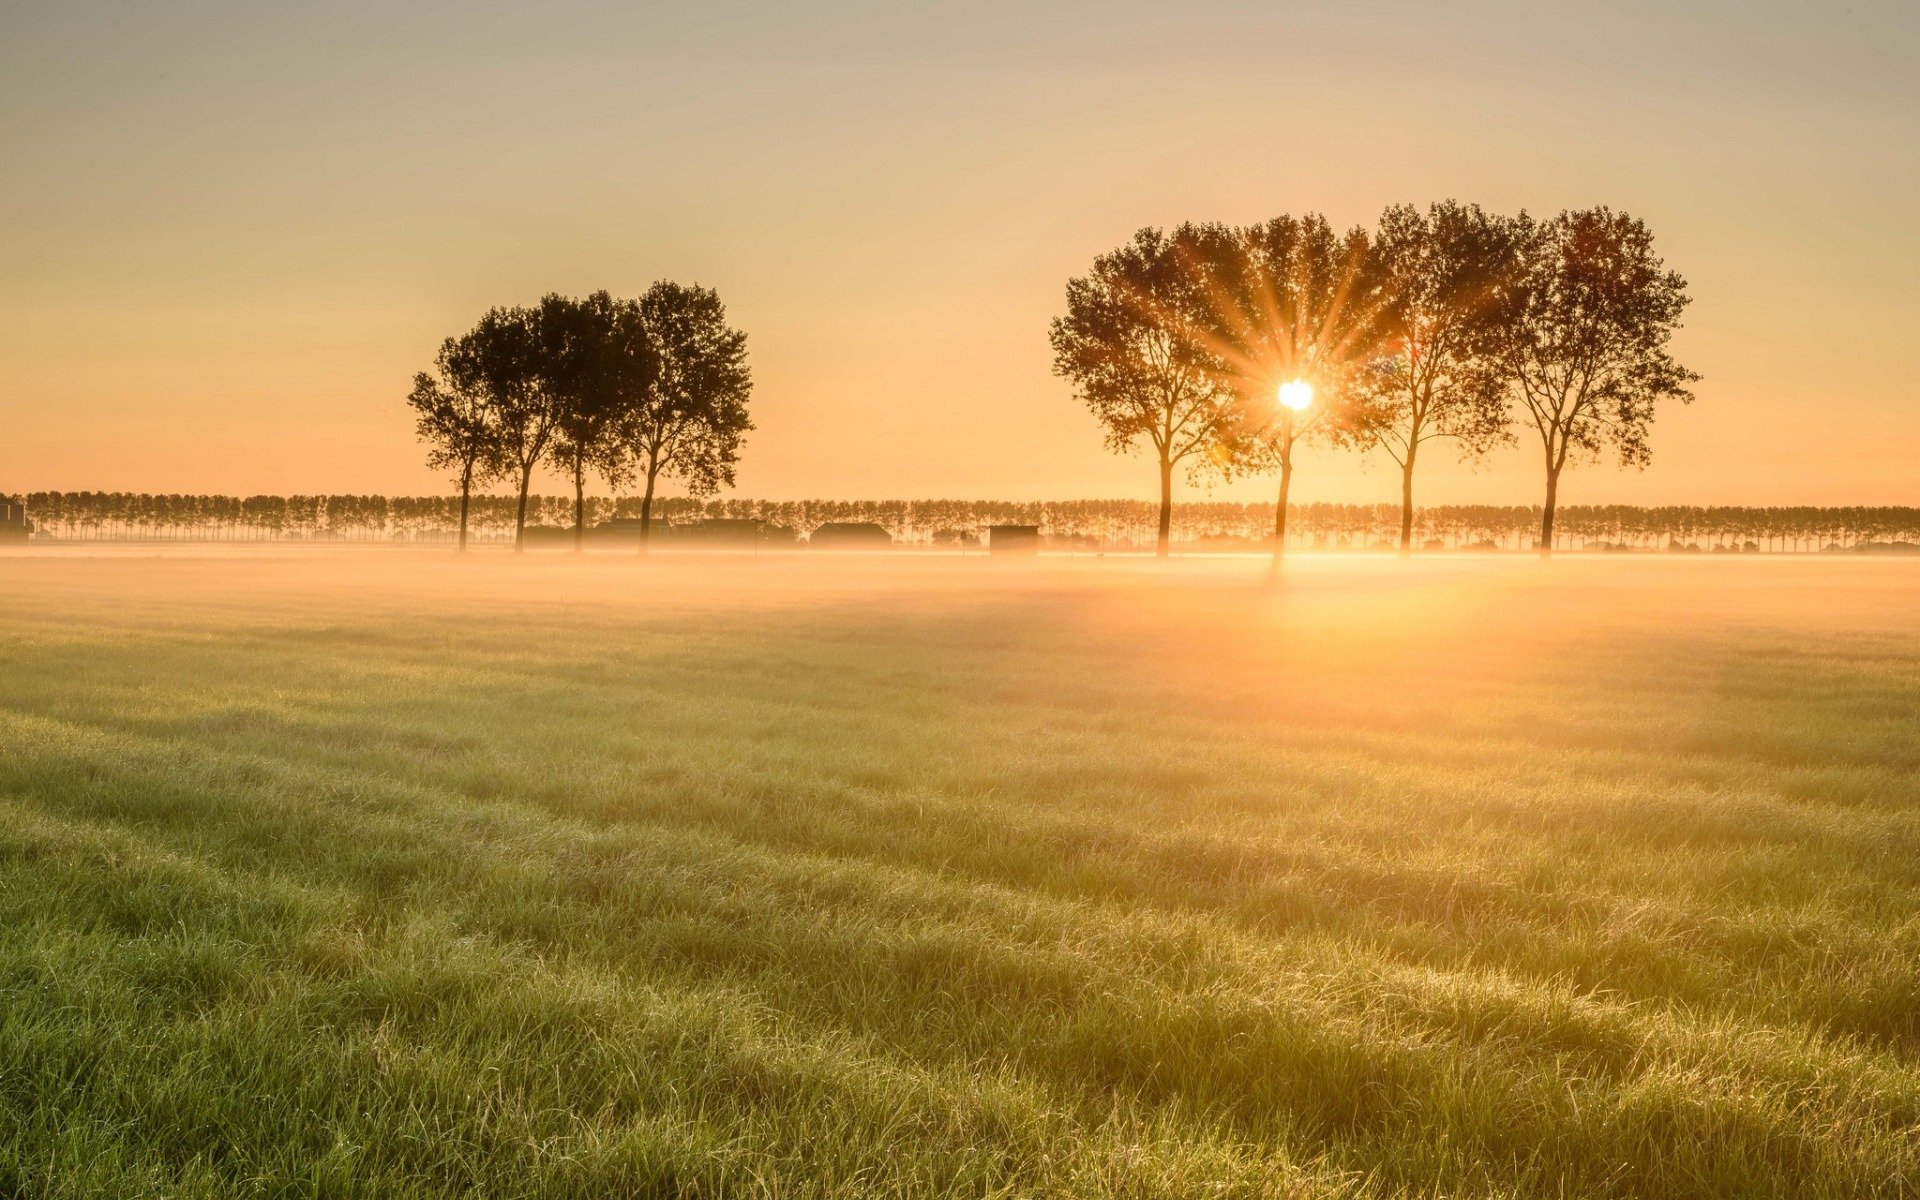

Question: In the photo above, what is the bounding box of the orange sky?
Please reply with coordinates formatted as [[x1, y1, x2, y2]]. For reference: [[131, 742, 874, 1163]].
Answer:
[[2, 1, 1916, 507]]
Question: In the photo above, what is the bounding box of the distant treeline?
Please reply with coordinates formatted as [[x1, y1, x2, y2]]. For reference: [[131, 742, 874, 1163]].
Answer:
[[15, 492, 1920, 551]]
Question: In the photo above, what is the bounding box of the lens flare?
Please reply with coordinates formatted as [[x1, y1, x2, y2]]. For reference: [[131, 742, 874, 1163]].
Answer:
[[1279, 380, 1314, 411]]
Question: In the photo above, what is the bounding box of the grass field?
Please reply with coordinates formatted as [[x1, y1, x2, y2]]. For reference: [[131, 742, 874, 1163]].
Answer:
[[0, 549, 1915, 1198]]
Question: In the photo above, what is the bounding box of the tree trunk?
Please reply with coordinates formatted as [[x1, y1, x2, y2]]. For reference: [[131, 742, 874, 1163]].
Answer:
[[1540, 464, 1560, 560], [1271, 454, 1294, 563], [1155, 456, 1172, 558], [573, 458, 586, 553], [1398, 447, 1417, 557], [457, 461, 473, 553], [514, 463, 533, 553], [638, 463, 659, 556]]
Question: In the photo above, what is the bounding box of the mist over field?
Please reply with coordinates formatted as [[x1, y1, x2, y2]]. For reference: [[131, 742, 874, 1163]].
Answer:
[[2, 547, 1915, 1197]]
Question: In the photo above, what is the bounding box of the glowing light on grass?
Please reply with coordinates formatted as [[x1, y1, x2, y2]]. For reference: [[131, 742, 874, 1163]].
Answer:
[[1278, 379, 1314, 411]]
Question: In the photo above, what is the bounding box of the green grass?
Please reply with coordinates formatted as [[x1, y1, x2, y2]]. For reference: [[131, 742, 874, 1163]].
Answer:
[[0, 550, 1916, 1198]]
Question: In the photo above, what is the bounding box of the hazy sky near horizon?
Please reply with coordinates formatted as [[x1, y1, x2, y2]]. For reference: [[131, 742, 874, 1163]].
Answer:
[[3, 1, 1916, 506]]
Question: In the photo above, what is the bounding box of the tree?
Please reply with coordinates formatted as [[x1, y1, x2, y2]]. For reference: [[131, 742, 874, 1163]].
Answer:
[[541, 292, 630, 552], [443, 304, 558, 552], [1196, 215, 1387, 560], [1050, 226, 1238, 557], [407, 340, 502, 552], [609, 282, 752, 553], [1474, 208, 1699, 557], [1351, 202, 1518, 555]]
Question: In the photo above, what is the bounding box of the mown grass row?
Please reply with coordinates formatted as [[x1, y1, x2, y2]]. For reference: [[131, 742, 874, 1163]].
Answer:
[[0, 555, 1915, 1196]]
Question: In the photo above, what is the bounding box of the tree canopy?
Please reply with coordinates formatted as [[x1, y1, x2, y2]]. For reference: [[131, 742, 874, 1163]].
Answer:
[[1191, 214, 1388, 557], [406, 340, 502, 552], [1049, 225, 1239, 556], [1473, 208, 1699, 556], [543, 291, 637, 550], [433, 304, 559, 552], [1350, 202, 1520, 553], [615, 282, 754, 551]]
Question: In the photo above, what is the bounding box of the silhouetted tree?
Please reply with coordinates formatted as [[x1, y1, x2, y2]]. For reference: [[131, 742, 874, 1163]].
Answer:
[[443, 305, 556, 552], [407, 341, 503, 552], [610, 282, 752, 553], [542, 292, 629, 551], [1475, 209, 1698, 557], [1196, 215, 1387, 559], [1352, 202, 1518, 555], [1051, 226, 1237, 557]]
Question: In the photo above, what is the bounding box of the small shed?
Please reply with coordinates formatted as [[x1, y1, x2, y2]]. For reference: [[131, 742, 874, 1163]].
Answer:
[[0, 500, 31, 543], [989, 525, 1040, 555], [597, 517, 657, 542], [678, 519, 763, 545], [809, 522, 893, 549]]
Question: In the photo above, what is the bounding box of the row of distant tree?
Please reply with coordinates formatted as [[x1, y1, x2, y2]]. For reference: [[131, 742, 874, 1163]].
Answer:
[[19, 492, 1918, 552], [407, 284, 752, 551], [1053, 203, 1698, 558]]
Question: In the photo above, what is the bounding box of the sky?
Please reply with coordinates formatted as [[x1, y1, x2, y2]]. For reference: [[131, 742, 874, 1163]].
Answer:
[[2, 0, 1916, 507]]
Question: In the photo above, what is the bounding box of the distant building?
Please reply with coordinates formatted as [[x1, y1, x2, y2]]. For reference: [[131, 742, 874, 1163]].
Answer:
[[809, 522, 892, 549], [0, 500, 32, 543], [989, 525, 1040, 555], [591, 517, 666, 543], [676, 518, 762, 545]]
